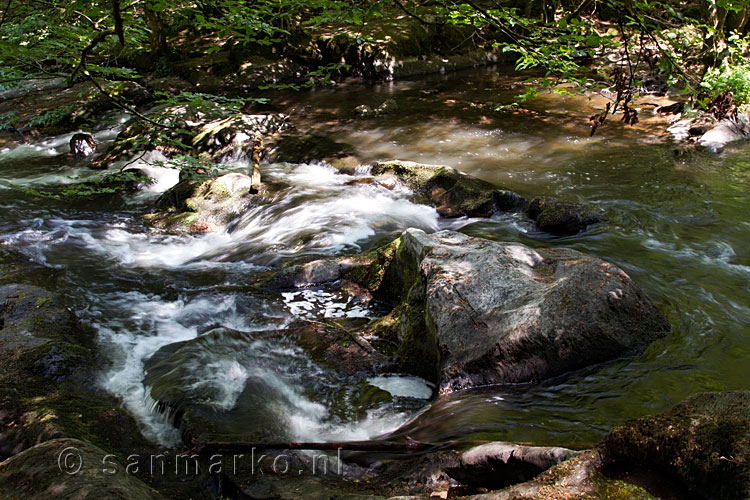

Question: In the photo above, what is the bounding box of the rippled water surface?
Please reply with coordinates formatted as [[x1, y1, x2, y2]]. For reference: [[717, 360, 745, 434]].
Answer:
[[1, 66, 748, 450]]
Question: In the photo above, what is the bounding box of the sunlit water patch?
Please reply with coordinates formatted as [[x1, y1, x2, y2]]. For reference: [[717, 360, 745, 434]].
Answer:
[[282, 289, 374, 319]]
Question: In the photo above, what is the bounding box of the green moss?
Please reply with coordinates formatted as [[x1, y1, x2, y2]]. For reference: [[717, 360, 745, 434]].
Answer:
[[344, 237, 401, 295], [602, 391, 750, 500], [394, 280, 440, 384], [34, 296, 51, 307], [346, 234, 440, 383], [592, 471, 660, 500]]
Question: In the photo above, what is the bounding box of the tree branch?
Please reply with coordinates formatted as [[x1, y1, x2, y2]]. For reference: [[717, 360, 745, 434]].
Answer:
[[186, 437, 442, 457], [69, 29, 114, 86], [392, 0, 429, 25], [0, 0, 13, 31], [460, 0, 530, 44], [70, 29, 176, 130]]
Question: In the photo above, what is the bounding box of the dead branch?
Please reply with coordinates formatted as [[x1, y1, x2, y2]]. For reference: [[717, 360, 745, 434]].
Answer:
[[186, 436, 441, 457]]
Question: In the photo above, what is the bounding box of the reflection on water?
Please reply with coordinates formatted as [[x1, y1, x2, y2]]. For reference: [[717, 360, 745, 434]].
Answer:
[[0, 65, 748, 449]]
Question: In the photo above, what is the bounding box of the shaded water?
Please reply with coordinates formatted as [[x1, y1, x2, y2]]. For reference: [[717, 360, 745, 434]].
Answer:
[[1, 66, 748, 450]]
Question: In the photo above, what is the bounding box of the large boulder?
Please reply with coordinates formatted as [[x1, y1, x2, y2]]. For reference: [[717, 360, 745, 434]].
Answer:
[[0, 438, 163, 499], [145, 172, 260, 233], [602, 391, 750, 500], [353, 229, 669, 392]]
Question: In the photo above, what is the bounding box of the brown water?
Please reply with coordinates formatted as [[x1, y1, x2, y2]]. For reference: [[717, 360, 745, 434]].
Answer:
[[1, 66, 748, 450]]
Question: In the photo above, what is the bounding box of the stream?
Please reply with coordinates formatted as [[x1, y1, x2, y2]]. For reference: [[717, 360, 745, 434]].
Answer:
[[1, 66, 748, 452]]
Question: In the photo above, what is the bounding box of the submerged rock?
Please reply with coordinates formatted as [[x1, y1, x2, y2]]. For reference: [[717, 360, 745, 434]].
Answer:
[[142, 326, 405, 445], [602, 390, 750, 500], [355, 99, 399, 117], [145, 172, 260, 233], [353, 229, 669, 392], [527, 196, 602, 236], [0, 438, 164, 499]]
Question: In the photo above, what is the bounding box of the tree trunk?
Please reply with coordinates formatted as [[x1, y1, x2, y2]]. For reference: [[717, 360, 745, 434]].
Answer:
[[726, 5, 750, 35], [143, 1, 170, 58]]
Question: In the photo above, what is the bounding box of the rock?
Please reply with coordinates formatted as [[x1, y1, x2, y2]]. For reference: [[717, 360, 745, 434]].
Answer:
[[655, 102, 684, 114], [375, 99, 398, 115], [462, 450, 603, 500], [145, 173, 260, 233], [0, 284, 150, 461], [354, 100, 398, 118], [527, 196, 602, 236], [0, 249, 66, 290], [0, 438, 164, 499], [445, 442, 581, 490], [143, 326, 394, 444], [698, 113, 750, 151], [91, 105, 291, 169], [354, 229, 669, 392], [368, 160, 526, 218], [602, 391, 750, 500], [69, 133, 97, 157], [354, 104, 373, 117], [0, 283, 91, 383], [260, 256, 373, 290]]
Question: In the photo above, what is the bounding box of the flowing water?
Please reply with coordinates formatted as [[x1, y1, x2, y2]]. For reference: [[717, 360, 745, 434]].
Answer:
[[1, 66, 748, 451]]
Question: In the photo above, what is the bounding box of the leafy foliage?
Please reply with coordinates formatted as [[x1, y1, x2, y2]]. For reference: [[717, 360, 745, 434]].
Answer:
[[700, 32, 750, 108], [10, 170, 154, 200]]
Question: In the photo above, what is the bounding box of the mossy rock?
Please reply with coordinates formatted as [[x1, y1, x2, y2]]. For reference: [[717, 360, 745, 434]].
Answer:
[[0, 284, 91, 379], [369, 160, 526, 218], [602, 391, 750, 500], [146, 173, 262, 233], [0, 438, 164, 499], [0, 284, 152, 462], [0, 249, 65, 290]]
